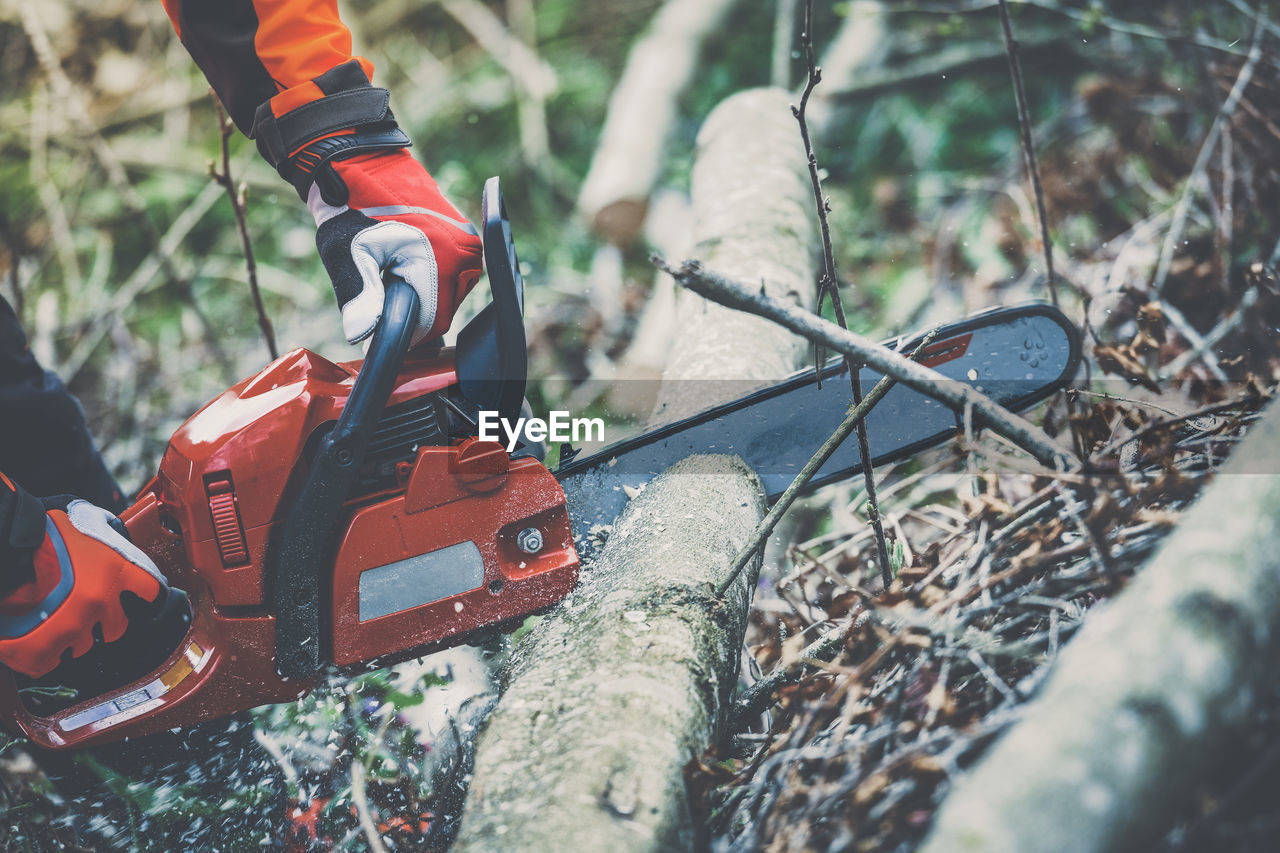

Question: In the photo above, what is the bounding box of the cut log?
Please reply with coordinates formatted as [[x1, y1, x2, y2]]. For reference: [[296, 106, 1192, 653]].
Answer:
[[577, 0, 741, 245], [453, 87, 817, 851], [919, 397, 1280, 853]]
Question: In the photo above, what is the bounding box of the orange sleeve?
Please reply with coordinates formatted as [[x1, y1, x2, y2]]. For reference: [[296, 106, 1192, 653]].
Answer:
[[162, 0, 374, 135]]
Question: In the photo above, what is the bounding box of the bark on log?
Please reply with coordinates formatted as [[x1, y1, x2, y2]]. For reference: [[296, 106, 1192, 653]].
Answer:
[[919, 398, 1280, 853], [454, 87, 816, 851], [576, 0, 740, 245]]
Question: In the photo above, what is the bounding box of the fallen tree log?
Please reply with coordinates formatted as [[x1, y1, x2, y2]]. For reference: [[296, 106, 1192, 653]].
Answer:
[[576, 0, 741, 245], [919, 397, 1280, 853], [453, 87, 816, 851]]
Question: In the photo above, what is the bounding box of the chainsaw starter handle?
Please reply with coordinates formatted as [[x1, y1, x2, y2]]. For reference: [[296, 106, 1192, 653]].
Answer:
[[270, 275, 419, 679]]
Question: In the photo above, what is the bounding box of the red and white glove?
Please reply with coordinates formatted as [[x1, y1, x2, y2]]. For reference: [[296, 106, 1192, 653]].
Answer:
[[310, 150, 483, 347], [251, 61, 482, 347], [0, 478, 166, 679]]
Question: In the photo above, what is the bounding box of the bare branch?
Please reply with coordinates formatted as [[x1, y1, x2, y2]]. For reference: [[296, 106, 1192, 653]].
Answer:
[[997, 0, 1059, 307], [793, 0, 893, 586], [657, 257, 1078, 471], [210, 97, 277, 360], [1153, 16, 1265, 296], [715, 327, 942, 598]]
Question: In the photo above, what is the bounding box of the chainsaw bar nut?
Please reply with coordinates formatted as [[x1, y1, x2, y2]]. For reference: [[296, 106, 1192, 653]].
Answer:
[[516, 527, 543, 555]]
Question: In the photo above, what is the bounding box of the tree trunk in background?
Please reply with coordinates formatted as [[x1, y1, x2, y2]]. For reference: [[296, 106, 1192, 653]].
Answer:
[[919, 398, 1280, 853], [808, 1, 888, 141], [453, 87, 817, 851], [576, 0, 741, 245]]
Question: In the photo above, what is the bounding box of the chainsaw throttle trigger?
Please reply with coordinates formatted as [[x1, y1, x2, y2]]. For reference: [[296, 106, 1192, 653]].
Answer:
[[268, 275, 419, 679]]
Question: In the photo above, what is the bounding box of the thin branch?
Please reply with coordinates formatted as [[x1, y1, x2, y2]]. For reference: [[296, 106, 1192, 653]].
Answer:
[[997, 0, 1058, 308], [1158, 298, 1228, 381], [1153, 16, 1264, 296], [657, 257, 1077, 471], [900, 0, 1265, 59], [714, 328, 942, 597], [731, 616, 857, 731], [210, 97, 277, 360], [792, 4, 841, 378], [793, 0, 893, 587]]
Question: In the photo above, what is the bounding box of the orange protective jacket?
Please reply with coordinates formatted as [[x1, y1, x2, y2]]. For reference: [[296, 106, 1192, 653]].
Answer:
[[161, 0, 374, 136]]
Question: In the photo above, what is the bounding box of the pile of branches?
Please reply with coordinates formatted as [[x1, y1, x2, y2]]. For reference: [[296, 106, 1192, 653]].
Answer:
[[693, 6, 1280, 848], [707, 385, 1268, 850]]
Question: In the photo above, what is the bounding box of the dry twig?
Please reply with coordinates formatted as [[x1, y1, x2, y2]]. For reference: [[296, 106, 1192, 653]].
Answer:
[[997, 0, 1059, 307], [656, 257, 1077, 470], [792, 0, 893, 587], [716, 328, 941, 597], [210, 97, 277, 360], [1153, 16, 1265, 296]]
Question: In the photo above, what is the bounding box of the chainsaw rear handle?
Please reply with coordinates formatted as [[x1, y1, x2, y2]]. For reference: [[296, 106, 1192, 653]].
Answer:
[[270, 275, 419, 679]]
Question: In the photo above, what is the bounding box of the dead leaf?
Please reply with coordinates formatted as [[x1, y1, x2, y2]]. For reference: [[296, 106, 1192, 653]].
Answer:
[[1094, 344, 1161, 391]]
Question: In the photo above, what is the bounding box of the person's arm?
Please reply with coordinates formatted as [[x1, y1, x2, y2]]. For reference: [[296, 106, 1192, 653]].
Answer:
[[162, 0, 483, 346], [160, 0, 374, 137]]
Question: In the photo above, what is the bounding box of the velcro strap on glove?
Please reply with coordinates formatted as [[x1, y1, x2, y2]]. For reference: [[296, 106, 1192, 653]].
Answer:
[[250, 60, 411, 201]]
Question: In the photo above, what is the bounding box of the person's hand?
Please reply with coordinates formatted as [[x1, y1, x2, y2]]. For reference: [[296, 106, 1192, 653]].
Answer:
[[309, 149, 483, 347], [0, 495, 165, 678], [249, 61, 483, 347]]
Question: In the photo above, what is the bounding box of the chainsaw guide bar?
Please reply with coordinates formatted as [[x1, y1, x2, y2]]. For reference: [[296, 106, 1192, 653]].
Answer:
[[557, 303, 1080, 554]]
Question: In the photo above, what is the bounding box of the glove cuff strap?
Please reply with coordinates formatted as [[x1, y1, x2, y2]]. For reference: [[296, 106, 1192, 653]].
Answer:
[[250, 60, 413, 201], [288, 125, 411, 203]]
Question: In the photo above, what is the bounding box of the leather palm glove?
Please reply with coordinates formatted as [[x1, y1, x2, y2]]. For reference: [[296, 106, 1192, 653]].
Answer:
[[252, 61, 483, 347], [0, 475, 166, 679]]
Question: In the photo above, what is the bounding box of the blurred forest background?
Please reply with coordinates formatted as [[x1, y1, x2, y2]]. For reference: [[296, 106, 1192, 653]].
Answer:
[[2, 0, 1280, 850]]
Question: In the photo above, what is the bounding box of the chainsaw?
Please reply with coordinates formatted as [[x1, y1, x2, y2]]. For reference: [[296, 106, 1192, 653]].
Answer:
[[0, 178, 1080, 750]]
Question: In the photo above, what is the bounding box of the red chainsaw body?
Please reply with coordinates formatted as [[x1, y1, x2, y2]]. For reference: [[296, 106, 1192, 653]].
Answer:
[[0, 345, 579, 749]]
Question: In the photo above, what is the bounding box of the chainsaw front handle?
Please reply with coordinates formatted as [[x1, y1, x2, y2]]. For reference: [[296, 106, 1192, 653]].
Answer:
[[270, 275, 419, 679]]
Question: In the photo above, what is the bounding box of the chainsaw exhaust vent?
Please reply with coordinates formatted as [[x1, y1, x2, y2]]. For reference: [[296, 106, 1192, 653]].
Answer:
[[366, 394, 447, 464], [205, 475, 249, 566]]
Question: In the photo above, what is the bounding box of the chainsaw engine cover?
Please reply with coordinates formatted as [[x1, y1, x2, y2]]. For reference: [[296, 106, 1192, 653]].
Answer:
[[0, 344, 579, 749]]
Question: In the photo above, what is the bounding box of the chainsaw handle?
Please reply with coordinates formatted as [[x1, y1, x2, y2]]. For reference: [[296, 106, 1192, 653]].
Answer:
[[332, 278, 421, 450], [269, 276, 419, 679], [455, 177, 528, 425]]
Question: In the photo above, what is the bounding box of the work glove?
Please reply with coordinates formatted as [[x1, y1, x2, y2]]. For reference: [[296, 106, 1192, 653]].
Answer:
[[0, 478, 166, 679], [252, 61, 483, 347]]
